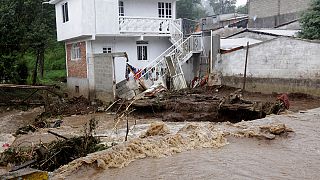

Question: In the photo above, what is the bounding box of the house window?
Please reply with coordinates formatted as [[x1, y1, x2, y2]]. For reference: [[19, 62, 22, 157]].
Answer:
[[75, 86, 79, 94], [158, 2, 172, 18], [119, 1, 124, 16], [62, 2, 69, 23], [71, 43, 81, 60], [137, 41, 148, 61], [103, 47, 112, 53]]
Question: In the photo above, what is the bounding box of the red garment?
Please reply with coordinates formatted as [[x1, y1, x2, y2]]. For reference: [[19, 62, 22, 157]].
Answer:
[[277, 94, 290, 109]]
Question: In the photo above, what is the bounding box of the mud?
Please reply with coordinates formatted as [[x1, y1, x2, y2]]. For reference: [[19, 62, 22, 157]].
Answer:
[[131, 86, 320, 123]]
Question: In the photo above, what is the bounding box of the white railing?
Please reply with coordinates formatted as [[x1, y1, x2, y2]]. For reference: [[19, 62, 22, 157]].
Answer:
[[137, 35, 203, 82], [119, 16, 172, 34], [170, 20, 183, 44]]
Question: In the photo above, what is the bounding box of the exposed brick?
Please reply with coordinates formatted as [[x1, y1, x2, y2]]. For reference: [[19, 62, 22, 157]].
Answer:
[[66, 41, 87, 78]]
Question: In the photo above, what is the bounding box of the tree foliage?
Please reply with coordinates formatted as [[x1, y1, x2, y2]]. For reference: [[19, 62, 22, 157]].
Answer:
[[177, 0, 207, 19], [236, 4, 248, 14], [0, 0, 56, 83], [209, 0, 236, 15], [299, 0, 320, 40]]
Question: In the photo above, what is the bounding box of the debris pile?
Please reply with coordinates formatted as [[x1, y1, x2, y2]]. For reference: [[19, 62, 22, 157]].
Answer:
[[131, 86, 284, 123], [0, 119, 108, 172], [42, 96, 97, 118]]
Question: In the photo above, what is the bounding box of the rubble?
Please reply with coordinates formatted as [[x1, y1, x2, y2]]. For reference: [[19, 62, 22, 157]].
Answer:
[[0, 119, 108, 172]]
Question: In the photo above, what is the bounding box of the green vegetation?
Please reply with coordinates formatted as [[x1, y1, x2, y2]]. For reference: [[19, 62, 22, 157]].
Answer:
[[299, 0, 320, 40], [177, 0, 207, 20], [0, 0, 65, 85], [209, 0, 236, 15], [236, 3, 248, 14]]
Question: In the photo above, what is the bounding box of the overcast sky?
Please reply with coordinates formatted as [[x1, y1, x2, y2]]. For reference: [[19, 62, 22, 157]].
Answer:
[[236, 0, 247, 6]]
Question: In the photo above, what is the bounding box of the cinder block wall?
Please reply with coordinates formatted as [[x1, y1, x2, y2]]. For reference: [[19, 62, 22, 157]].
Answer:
[[93, 54, 114, 102], [249, 0, 311, 28], [215, 37, 320, 94]]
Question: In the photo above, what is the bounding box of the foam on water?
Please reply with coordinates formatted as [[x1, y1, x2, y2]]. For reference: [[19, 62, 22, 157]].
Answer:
[[52, 122, 228, 179]]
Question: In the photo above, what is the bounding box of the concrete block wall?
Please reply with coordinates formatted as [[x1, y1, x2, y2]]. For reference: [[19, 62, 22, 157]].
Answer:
[[116, 79, 140, 100], [215, 37, 320, 94], [216, 37, 320, 80], [249, 0, 279, 18], [249, 0, 311, 18], [249, 0, 311, 28], [93, 54, 114, 102]]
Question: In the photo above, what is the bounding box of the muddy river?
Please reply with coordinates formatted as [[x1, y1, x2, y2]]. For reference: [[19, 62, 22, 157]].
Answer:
[[56, 109, 320, 180]]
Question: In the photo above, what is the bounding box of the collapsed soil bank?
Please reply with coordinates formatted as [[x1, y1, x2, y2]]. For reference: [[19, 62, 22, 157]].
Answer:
[[130, 86, 320, 123]]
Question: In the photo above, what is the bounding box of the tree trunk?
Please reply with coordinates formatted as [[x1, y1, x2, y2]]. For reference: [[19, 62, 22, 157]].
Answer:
[[39, 46, 45, 78], [32, 49, 40, 85]]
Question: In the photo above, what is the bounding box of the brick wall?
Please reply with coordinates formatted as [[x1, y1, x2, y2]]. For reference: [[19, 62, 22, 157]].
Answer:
[[66, 41, 87, 78]]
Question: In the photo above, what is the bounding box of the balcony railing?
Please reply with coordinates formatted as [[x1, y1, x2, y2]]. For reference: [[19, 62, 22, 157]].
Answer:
[[119, 16, 172, 34]]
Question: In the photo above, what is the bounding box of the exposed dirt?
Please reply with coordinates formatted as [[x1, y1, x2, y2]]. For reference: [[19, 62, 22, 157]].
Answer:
[[1, 86, 320, 175], [130, 86, 320, 123]]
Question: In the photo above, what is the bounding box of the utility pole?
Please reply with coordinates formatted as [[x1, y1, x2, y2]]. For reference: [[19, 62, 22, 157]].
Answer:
[[243, 42, 249, 91]]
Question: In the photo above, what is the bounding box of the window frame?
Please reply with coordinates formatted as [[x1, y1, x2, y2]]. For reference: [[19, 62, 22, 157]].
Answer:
[[158, 2, 172, 18], [103, 47, 112, 54], [71, 43, 81, 60], [119, 1, 125, 16], [62, 2, 69, 23], [136, 41, 148, 61]]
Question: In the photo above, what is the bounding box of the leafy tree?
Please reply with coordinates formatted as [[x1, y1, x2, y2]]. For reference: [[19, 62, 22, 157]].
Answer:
[[209, 0, 236, 15], [0, 0, 56, 84], [236, 4, 248, 14], [177, 0, 207, 19], [299, 0, 320, 40]]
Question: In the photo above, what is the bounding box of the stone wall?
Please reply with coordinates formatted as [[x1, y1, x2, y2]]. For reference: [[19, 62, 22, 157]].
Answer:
[[215, 37, 320, 94]]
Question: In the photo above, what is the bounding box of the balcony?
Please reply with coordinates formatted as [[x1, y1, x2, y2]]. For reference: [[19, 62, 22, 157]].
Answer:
[[119, 16, 172, 35]]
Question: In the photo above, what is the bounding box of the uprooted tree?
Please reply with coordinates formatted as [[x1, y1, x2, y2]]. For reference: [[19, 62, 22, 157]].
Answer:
[[299, 0, 320, 40]]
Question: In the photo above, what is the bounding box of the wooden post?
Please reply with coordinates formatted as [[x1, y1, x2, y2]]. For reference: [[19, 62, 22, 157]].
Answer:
[[243, 42, 249, 91]]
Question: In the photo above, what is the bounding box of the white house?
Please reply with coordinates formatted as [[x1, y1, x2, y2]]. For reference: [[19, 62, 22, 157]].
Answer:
[[49, 0, 204, 98]]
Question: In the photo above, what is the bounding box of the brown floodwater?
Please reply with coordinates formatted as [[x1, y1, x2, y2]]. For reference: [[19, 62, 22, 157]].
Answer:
[[58, 109, 320, 180]]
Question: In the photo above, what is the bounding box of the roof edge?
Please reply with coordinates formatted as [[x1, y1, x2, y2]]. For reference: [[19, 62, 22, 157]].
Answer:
[[49, 0, 63, 4]]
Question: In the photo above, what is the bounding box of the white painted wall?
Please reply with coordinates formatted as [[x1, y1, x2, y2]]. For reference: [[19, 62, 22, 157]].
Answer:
[[91, 36, 171, 82], [95, 0, 119, 35], [122, 0, 176, 19], [55, 0, 84, 41], [53, 0, 177, 41], [216, 37, 320, 79]]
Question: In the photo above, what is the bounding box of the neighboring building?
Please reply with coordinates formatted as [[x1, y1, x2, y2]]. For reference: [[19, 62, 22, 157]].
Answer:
[[202, 13, 249, 31], [49, 0, 205, 99], [215, 37, 320, 95], [248, 0, 311, 28]]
